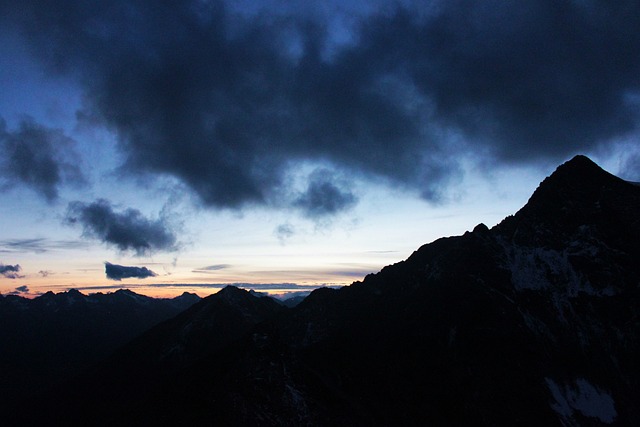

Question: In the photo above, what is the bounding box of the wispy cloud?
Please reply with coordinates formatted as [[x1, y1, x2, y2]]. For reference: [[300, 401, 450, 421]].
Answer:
[[274, 223, 295, 244], [0, 238, 90, 254], [193, 264, 232, 272]]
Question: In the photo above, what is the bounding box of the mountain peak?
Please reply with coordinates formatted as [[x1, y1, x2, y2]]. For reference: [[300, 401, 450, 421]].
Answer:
[[531, 155, 622, 200], [558, 154, 598, 170], [544, 154, 617, 186], [214, 285, 256, 306], [217, 285, 245, 296], [496, 154, 640, 248], [174, 291, 201, 302], [66, 289, 84, 297], [178, 291, 198, 298]]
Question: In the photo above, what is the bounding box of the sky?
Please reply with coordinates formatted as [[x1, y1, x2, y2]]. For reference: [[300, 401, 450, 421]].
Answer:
[[1, 0, 639, 298]]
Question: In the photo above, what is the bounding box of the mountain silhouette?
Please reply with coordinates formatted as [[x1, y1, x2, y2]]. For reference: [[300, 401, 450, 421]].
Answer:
[[0, 289, 200, 415], [15, 155, 640, 426]]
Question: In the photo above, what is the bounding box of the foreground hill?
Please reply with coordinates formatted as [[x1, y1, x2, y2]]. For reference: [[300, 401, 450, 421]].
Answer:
[[23, 155, 640, 426]]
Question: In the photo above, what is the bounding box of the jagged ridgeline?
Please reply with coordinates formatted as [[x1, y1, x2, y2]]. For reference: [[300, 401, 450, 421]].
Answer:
[[8, 155, 640, 426], [0, 290, 201, 409]]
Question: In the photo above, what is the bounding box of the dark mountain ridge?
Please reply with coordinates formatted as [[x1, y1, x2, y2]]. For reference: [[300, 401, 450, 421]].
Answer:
[[0, 289, 200, 412], [22, 286, 283, 426], [15, 155, 640, 426]]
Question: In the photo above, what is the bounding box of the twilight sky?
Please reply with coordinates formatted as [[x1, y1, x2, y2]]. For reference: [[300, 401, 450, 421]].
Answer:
[[1, 0, 639, 298]]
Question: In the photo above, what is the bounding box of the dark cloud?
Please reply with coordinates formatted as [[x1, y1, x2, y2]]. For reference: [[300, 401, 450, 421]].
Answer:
[[0, 116, 84, 202], [38, 270, 52, 277], [2, 0, 640, 209], [66, 199, 178, 255], [294, 170, 357, 218], [104, 262, 157, 281], [0, 263, 24, 279], [6, 285, 30, 295]]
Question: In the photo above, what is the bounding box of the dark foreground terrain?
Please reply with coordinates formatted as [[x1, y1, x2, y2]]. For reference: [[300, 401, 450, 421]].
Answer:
[[5, 155, 640, 426], [0, 289, 200, 411]]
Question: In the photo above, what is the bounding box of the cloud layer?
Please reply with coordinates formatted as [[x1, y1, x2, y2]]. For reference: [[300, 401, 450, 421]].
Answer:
[[2, 0, 639, 212], [66, 199, 178, 255], [105, 262, 157, 281]]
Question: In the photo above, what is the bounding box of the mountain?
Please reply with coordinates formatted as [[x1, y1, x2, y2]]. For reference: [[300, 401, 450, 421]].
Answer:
[[18, 286, 285, 425], [19, 155, 640, 426], [0, 289, 200, 412]]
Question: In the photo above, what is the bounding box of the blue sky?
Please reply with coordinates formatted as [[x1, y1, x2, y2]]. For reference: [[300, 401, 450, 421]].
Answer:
[[1, 0, 639, 297]]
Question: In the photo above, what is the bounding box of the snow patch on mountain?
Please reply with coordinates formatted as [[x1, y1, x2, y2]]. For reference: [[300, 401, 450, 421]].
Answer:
[[546, 377, 617, 425], [499, 241, 603, 296]]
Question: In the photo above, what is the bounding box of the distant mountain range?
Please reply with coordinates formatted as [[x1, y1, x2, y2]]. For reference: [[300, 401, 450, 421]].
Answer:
[[5, 155, 640, 426], [0, 289, 200, 412]]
